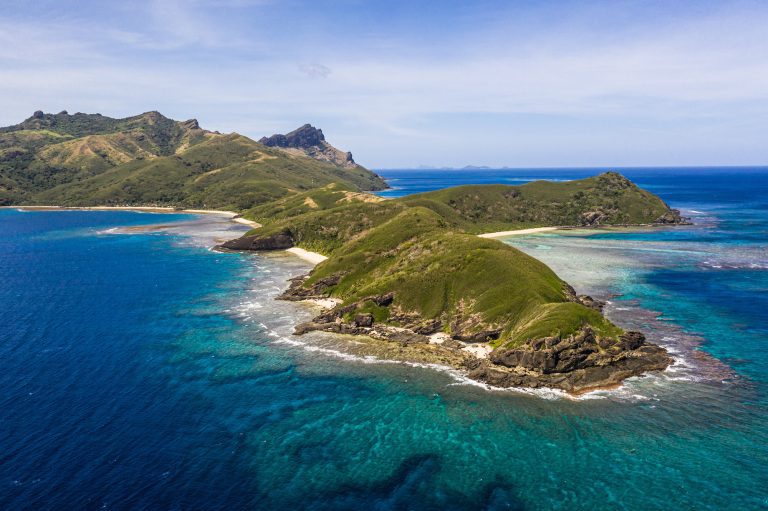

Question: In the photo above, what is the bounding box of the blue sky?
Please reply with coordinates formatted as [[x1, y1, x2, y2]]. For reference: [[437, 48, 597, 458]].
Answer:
[[1, 0, 766, 168]]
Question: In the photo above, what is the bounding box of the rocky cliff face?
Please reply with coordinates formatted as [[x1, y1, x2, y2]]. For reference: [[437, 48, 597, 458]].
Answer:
[[274, 271, 672, 394], [259, 124, 359, 169], [466, 329, 671, 392]]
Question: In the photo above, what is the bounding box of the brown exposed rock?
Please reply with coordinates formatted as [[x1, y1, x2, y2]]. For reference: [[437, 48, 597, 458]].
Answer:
[[563, 284, 605, 311], [181, 119, 200, 130], [469, 327, 671, 392], [277, 272, 345, 301], [259, 124, 362, 169], [354, 313, 374, 327], [618, 331, 646, 350], [578, 294, 605, 311], [219, 232, 293, 251], [581, 210, 608, 226], [413, 320, 442, 335], [370, 292, 395, 306], [655, 209, 688, 224], [452, 329, 502, 343]]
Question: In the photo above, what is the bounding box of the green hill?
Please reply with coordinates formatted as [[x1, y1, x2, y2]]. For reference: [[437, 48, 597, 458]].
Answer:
[[400, 172, 679, 232], [230, 172, 683, 254], [223, 172, 678, 392], [0, 111, 387, 207], [297, 207, 621, 344], [228, 175, 677, 347]]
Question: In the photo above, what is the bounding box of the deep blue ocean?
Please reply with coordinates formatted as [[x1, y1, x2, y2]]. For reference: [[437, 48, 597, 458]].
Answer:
[[1, 167, 767, 510]]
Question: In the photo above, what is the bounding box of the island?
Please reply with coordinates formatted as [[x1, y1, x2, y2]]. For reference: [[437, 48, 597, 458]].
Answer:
[[1, 110, 686, 393]]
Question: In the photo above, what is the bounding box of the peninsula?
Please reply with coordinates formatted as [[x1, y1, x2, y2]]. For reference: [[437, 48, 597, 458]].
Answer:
[[1, 111, 686, 393]]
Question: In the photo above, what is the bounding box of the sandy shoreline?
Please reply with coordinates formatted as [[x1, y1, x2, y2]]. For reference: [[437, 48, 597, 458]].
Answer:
[[478, 226, 560, 238], [6, 205, 262, 228], [286, 247, 328, 265], [8, 206, 675, 398], [5, 205, 334, 266]]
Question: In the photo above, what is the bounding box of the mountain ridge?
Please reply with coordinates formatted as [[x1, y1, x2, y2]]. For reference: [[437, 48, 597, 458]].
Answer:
[[0, 111, 387, 207]]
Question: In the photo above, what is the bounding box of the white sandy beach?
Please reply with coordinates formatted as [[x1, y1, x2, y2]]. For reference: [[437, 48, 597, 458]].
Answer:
[[478, 226, 560, 238], [286, 247, 328, 265], [231, 217, 261, 228], [8, 205, 262, 228], [7, 206, 331, 265]]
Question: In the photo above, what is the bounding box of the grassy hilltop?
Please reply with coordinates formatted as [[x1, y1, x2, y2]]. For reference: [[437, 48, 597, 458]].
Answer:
[[236, 171, 680, 254], [298, 206, 622, 346], [224, 171, 677, 391], [0, 111, 387, 208]]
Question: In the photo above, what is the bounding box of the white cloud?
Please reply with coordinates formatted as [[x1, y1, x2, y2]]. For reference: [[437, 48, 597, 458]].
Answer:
[[299, 63, 332, 78], [0, 1, 766, 166]]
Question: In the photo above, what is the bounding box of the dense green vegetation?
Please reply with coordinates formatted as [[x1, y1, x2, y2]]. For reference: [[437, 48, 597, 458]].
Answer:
[[234, 172, 680, 347], [244, 172, 678, 255], [400, 172, 674, 232], [242, 183, 387, 224], [0, 111, 387, 207], [301, 207, 622, 346]]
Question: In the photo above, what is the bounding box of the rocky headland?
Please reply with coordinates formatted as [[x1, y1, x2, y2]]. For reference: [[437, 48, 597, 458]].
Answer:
[[273, 271, 672, 394], [214, 172, 685, 394]]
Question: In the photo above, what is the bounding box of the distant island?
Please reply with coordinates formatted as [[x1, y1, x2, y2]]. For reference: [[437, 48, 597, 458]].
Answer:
[[1, 110, 687, 393], [413, 165, 499, 170]]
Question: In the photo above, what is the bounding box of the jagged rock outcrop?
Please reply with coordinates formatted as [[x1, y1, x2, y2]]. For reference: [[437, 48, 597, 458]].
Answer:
[[277, 271, 671, 393], [465, 328, 671, 392], [655, 209, 687, 224], [581, 210, 609, 226], [259, 124, 360, 169], [277, 273, 344, 301], [563, 283, 606, 311], [181, 119, 200, 130]]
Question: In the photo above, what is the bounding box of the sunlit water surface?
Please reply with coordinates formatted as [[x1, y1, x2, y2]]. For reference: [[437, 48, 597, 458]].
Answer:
[[1, 167, 767, 509]]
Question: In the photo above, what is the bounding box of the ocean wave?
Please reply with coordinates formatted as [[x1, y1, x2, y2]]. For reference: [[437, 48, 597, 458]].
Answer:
[[268, 330, 676, 402], [700, 260, 768, 270], [224, 241, 715, 403]]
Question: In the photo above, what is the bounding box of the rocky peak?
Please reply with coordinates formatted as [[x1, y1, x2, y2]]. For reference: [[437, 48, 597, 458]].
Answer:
[[259, 124, 325, 149], [181, 119, 200, 130], [258, 124, 361, 169], [137, 111, 169, 125]]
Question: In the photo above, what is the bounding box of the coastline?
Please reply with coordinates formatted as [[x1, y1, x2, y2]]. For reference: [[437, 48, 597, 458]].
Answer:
[[477, 223, 683, 239], [286, 247, 328, 265], [478, 226, 560, 238], [5, 205, 262, 228], [5, 206, 331, 267], [8, 206, 677, 397], [218, 221, 686, 395]]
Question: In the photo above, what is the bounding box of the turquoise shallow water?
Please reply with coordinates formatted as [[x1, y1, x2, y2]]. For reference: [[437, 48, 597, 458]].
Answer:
[[2, 168, 768, 510]]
